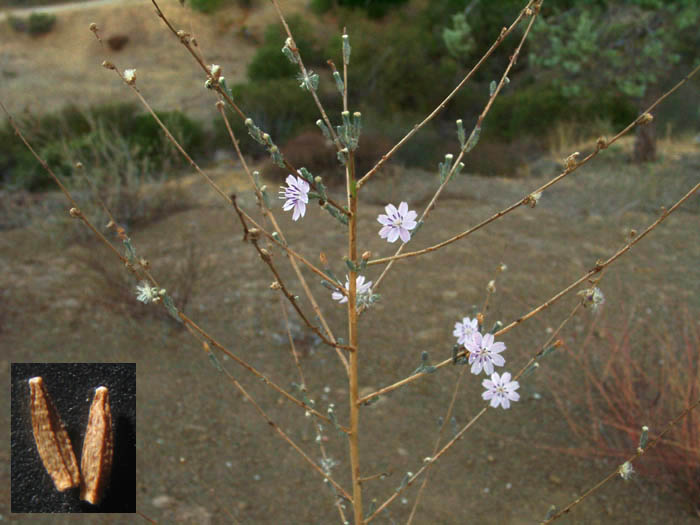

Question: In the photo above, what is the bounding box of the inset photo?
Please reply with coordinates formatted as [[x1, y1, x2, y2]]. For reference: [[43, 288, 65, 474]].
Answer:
[[11, 363, 135, 513]]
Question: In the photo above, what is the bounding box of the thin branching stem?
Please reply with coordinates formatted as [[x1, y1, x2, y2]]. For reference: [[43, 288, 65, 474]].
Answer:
[[366, 407, 488, 522], [240, 218, 353, 352], [120, 69, 353, 356], [269, 0, 341, 148], [370, 288, 587, 520], [113, 67, 347, 300], [342, 27, 349, 111], [367, 61, 700, 269], [179, 310, 349, 432], [365, 4, 540, 298], [218, 361, 353, 502], [355, 0, 537, 190], [357, 180, 700, 405], [278, 296, 350, 524], [406, 367, 468, 523], [542, 397, 700, 524], [345, 151, 364, 524], [2, 103, 347, 431], [216, 102, 349, 373], [148, 0, 349, 216], [108, 70, 353, 356]]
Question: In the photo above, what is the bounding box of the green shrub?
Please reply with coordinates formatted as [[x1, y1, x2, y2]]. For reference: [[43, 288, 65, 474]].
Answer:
[[325, 16, 458, 115], [7, 15, 27, 33], [10, 13, 57, 36], [486, 84, 637, 141], [218, 79, 320, 157], [311, 0, 409, 18], [189, 0, 224, 13], [247, 15, 326, 83], [188, 0, 252, 13], [129, 111, 204, 160], [0, 104, 205, 192], [27, 13, 56, 36], [309, 0, 334, 14]]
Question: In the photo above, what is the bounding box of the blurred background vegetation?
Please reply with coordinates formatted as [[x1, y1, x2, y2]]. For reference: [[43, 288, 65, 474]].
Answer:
[[2, 0, 699, 192]]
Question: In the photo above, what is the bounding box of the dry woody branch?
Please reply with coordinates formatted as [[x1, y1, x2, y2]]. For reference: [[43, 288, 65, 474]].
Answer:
[[80, 386, 114, 505], [28, 377, 81, 492]]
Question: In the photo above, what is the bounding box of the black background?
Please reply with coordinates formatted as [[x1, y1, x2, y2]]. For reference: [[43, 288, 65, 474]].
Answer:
[[10, 362, 136, 513]]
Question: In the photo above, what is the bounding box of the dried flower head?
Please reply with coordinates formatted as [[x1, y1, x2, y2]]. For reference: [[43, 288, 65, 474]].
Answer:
[[525, 192, 541, 208], [618, 461, 634, 480], [136, 282, 161, 304], [124, 69, 136, 85], [638, 113, 654, 125], [565, 151, 580, 170], [578, 287, 605, 312]]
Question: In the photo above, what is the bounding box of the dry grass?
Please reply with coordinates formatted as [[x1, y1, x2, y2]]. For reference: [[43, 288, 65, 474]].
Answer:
[[546, 300, 700, 516]]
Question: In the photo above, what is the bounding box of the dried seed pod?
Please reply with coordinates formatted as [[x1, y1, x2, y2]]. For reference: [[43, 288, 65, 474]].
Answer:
[[80, 386, 113, 505], [28, 377, 81, 491]]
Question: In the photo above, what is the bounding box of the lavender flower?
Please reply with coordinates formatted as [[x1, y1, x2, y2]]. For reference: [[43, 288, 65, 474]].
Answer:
[[481, 371, 520, 409], [453, 317, 479, 345], [332, 275, 372, 304], [377, 202, 418, 243], [465, 332, 506, 375], [279, 174, 310, 221]]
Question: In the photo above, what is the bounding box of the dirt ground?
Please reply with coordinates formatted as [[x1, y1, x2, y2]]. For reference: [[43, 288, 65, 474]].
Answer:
[[2, 142, 700, 523], [1, 1, 700, 523]]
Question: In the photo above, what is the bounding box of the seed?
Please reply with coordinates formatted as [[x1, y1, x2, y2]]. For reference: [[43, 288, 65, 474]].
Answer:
[[80, 386, 113, 505], [28, 377, 81, 491]]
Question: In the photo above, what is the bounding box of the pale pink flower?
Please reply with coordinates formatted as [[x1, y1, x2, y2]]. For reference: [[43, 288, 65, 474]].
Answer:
[[332, 275, 372, 304], [465, 331, 506, 375], [482, 371, 520, 409], [377, 202, 418, 243], [279, 174, 310, 221], [453, 317, 479, 345]]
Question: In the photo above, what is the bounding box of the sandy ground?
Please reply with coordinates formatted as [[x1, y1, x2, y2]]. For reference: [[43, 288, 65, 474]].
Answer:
[[0, 0, 144, 20], [0, 0, 305, 123]]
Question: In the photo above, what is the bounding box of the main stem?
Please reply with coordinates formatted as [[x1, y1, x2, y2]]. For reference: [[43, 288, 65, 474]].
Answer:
[[347, 152, 363, 523]]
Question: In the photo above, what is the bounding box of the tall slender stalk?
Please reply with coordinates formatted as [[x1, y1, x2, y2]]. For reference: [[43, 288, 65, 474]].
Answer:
[[346, 150, 363, 523]]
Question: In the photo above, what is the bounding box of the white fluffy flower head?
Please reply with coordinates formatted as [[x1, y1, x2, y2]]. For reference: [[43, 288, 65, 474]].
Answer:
[[124, 68, 136, 85], [136, 282, 160, 304], [332, 275, 373, 305]]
